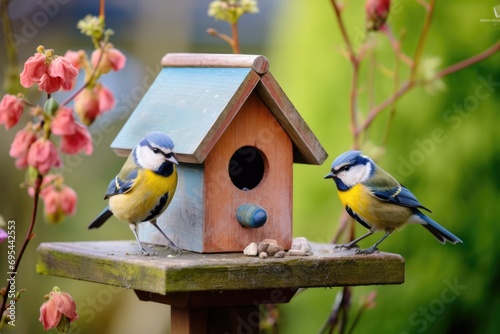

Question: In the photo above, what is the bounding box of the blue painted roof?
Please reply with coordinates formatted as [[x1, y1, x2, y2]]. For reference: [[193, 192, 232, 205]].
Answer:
[[111, 53, 327, 165]]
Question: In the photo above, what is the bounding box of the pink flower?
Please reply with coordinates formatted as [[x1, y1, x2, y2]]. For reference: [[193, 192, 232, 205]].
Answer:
[[39, 287, 79, 332], [20, 52, 48, 88], [37, 74, 64, 94], [47, 56, 79, 90], [97, 85, 115, 111], [0, 94, 25, 130], [60, 122, 93, 155], [41, 181, 77, 223], [63, 50, 85, 70], [366, 0, 391, 32], [20, 47, 78, 94], [9, 128, 37, 169], [75, 84, 115, 125], [27, 138, 61, 174], [51, 106, 77, 136], [0, 229, 7, 243], [91, 45, 126, 74], [60, 186, 77, 216], [51, 106, 93, 155]]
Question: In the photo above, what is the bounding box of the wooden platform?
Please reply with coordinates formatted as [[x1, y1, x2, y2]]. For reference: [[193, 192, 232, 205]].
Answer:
[[36, 240, 404, 333], [36, 240, 404, 294]]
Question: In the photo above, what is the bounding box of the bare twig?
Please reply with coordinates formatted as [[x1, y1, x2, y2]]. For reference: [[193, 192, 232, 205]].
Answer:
[[330, 0, 361, 148], [433, 41, 500, 80], [231, 22, 240, 54], [318, 287, 352, 334], [0, 173, 43, 322], [360, 40, 500, 134], [409, 0, 435, 81]]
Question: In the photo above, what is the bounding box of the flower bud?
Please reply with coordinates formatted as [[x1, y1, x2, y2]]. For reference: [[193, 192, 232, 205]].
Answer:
[[39, 287, 78, 332], [0, 94, 25, 130], [365, 0, 391, 32]]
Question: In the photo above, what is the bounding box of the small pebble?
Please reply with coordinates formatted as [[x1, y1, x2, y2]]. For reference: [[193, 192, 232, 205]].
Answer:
[[287, 249, 307, 256], [261, 238, 278, 245], [267, 243, 284, 256], [291, 237, 312, 254], [243, 242, 258, 256], [259, 251, 268, 259], [274, 250, 286, 258], [257, 242, 269, 254]]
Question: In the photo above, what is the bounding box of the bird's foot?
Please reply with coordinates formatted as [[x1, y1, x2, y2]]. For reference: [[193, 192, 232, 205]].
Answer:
[[139, 246, 158, 256], [334, 243, 359, 250], [355, 246, 379, 255], [165, 242, 182, 256]]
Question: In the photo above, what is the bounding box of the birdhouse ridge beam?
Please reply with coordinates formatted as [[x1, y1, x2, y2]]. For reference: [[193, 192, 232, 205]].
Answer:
[[161, 53, 269, 75]]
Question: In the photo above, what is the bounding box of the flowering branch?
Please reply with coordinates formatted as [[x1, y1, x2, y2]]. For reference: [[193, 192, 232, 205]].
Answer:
[[0, 2, 126, 330], [207, 0, 259, 54], [325, 0, 499, 332]]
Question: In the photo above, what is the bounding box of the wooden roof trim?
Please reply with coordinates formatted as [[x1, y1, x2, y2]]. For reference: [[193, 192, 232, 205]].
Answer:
[[256, 72, 328, 165], [188, 69, 262, 164], [161, 53, 269, 75]]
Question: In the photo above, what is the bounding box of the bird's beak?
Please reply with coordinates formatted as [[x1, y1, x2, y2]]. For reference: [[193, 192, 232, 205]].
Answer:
[[167, 154, 179, 165], [324, 172, 334, 179]]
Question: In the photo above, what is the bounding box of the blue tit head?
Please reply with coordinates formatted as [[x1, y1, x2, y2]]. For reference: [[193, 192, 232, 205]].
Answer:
[[134, 131, 178, 173], [324, 150, 375, 191]]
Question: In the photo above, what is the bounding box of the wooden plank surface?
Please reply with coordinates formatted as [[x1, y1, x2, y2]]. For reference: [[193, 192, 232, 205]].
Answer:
[[36, 241, 404, 295], [161, 53, 269, 75]]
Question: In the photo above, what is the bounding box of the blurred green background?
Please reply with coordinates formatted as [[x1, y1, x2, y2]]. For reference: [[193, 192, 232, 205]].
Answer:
[[1, 0, 499, 333]]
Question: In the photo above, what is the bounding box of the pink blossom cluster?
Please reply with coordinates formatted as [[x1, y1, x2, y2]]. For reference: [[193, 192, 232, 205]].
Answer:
[[38, 175, 78, 224], [67, 44, 125, 125], [0, 43, 126, 224], [20, 47, 79, 94]]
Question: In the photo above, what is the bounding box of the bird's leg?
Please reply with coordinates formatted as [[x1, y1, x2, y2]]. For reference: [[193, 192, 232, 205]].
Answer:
[[335, 230, 374, 250], [149, 219, 181, 254], [356, 231, 392, 255], [129, 223, 154, 256]]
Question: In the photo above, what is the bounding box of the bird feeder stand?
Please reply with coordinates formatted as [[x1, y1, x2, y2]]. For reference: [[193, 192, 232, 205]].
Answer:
[[36, 53, 405, 333]]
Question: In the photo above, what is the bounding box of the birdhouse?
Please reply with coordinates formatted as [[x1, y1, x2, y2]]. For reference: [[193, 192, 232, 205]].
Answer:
[[111, 53, 327, 253]]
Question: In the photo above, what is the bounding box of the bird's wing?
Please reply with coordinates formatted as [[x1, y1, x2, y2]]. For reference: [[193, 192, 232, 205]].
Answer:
[[104, 154, 139, 199], [371, 185, 431, 211], [364, 166, 431, 212]]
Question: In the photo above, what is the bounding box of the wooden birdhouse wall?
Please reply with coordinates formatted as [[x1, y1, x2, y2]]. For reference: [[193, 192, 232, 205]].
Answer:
[[203, 92, 293, 252], [145, 92, 293, 253]]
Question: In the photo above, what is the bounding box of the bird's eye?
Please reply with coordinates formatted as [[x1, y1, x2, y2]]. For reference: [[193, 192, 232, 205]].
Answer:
[[152, 148, 160, 154], [342, 165, 351, 172]]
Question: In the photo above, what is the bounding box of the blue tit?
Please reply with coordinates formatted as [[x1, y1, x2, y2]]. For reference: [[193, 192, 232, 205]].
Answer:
[[88, 131, 179, 256], [324, 150, 462, 254]]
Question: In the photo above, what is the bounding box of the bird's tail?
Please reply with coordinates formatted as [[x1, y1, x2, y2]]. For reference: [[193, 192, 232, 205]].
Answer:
[[88, 206, 113, 229], [415, 211, 462, 244]]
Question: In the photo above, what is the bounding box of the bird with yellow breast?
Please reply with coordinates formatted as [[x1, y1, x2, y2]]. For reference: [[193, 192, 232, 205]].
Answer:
[[325, 150, 462, 254], [88, 131, 179, 256]]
